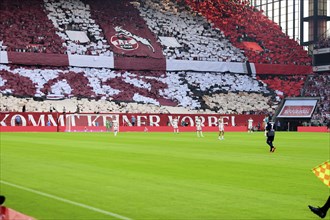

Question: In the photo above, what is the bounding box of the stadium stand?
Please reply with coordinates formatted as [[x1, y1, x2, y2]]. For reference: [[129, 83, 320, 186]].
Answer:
[[314, 36, 330, 49], [0, 65, 173, 105], [0, 93, 175, 114], [82, 0, 164, 59], [0, 0, 66, 54], [138, 0, 246, 62], [0, 64, 277, 113], [302, 73, 330, 126], [183, 0, 311, 65], [203, 92, 274, 114], [0, 0, 321, 119], [0, 68, 36, 97], [44, 0, 113, 56], [257, 74, 307, 98]]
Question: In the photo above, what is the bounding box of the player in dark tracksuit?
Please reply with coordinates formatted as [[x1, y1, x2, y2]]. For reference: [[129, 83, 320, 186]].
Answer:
[[265, 122, 276, 152]]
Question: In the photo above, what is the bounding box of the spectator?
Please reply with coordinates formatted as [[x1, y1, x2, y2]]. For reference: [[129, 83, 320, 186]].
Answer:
[[15, 115, 21, 126], [131, 115, 136, 126]]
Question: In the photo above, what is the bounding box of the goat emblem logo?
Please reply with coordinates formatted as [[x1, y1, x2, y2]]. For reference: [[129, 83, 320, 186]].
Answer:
[[111, 26, 154, 52]]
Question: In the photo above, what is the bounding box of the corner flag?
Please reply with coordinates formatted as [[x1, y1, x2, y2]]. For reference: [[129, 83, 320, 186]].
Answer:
[[312, 160, 330, 187]]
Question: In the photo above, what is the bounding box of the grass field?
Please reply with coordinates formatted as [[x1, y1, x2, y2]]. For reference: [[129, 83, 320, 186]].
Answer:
[[0, 131, 329, 220]]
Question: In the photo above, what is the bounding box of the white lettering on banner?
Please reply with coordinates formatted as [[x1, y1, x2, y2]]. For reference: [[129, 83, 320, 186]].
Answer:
[[194, 115, 206, 126], [10, 116, 15, 126], [222, 116, 230, 126], [48, 114, 65, 126], [167, 115, 181, 124], [231, 116, 236, 126], [149, 115, 160, 126], [102, 115, 114, 126], [102, 116, 107, 126], [21, 117, 27, 126], [208, 116, 218, 126], [122, 115, 132, 126], [1, 114, 9, 126], [48, 115, 57, 126], [114, 115, 120, 122], [137, 115, 147, 126], [87, 115, 101, 126], [0, 113, 263, 127], [58, 115, 65, 126], [28, 114, 45, 126], [26, 114, 65, 126], [69, 114, 79, 126]]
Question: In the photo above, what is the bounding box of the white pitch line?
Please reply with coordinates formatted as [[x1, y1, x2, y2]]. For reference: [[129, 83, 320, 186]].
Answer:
[[0, 180, 132, 220]]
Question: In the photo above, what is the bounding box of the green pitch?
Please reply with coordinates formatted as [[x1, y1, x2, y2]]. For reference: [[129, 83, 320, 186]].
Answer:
[[0, 131, 329, 220]]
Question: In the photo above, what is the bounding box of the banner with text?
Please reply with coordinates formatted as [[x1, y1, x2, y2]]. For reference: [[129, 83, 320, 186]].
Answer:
[[0, 113, 265, 128]]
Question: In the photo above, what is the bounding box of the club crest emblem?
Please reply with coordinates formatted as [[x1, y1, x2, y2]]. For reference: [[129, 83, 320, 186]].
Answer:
[[111, 26, 154, 52], [111, 34, 139, 51]]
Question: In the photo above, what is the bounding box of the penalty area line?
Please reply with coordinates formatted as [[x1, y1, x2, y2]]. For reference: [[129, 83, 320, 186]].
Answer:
[[0, 180, 132, 220]]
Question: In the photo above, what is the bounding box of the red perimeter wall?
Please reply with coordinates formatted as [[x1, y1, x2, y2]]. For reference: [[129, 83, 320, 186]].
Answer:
[[0, 126, 247, 132], [1, 113, 328, 132], [297, 126, 328, 132], [0, 112, 264, 132]]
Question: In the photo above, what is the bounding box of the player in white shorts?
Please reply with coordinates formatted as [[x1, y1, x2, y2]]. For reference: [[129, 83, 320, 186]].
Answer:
[[112, 119, 119, 136], [171, 117, 179, 133], [218, 117, 225, 140], [195, 116, 204, 137], [248, 117, 253, 133], [263, 116, 269, 136]]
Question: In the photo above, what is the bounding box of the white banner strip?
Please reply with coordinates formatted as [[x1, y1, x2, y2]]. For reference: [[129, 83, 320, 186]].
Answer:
[[0, 51, 8, 64], [166, 59, 248, 73], [68, 54, 114, 68]]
